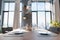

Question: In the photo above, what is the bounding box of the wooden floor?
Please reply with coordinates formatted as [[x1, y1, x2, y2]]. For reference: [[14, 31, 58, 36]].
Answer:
[[0, 29, 60, 40]]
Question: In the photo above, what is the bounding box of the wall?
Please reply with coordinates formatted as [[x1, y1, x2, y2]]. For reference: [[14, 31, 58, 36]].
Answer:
[[0, 0, 2, 32], [55, 0, 60, 22], [59, 0, 60, 22]]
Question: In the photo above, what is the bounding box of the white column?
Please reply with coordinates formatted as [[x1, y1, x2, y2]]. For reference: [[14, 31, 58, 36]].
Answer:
[[13, 0, 20, 29], [55, 0, 60, 22]]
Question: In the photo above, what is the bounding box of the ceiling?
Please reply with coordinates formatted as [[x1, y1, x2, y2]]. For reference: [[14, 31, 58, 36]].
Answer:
[[3, 0, 54, 2]]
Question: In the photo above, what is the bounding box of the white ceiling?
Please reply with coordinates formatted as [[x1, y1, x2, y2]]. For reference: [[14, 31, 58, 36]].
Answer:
[[32, 0, 50, 1], [3, 0, 55, 3], [3, 0, 54, 2]]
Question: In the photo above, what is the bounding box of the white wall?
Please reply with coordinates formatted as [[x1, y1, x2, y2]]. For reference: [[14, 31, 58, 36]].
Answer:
[[55, 0, 60, 22], [3, 0, 52, 2]]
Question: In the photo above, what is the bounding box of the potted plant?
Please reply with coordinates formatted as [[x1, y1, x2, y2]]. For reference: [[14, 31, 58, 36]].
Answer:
[[49, 21, 60, 33]]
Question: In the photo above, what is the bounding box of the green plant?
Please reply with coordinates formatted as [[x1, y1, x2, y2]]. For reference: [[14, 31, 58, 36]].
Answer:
[[50, 21, 60, 28]]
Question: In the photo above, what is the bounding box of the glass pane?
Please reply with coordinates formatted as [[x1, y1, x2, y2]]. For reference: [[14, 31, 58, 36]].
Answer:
[[3, 12, 8, 28], [4, 3, 8, 11], [20, 12, 22, 27], [9, 3, 15, 11], [31, 2, 37, 11], [52, 13, 55, 20], [8, 12, 14, 27], [46, 12, 50, 29], [32, 12, 37, 30], [45, 2, 51, 11], [32, 12, 37, 27], [20, 3, 22, 11], [38, 12, 45, 29], [38, 2, 45, 10]]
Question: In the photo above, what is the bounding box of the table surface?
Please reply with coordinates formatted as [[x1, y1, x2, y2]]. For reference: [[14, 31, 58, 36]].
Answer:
[[0, 29, 60, 40]]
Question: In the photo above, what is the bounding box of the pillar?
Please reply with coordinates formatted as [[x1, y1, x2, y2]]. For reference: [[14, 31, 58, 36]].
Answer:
[[55, 0, 60, 22], [13, 0, 20, 29]]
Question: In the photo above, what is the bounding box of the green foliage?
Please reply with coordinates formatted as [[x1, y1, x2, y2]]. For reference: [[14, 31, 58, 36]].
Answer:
[[50, 21, 60, 28]]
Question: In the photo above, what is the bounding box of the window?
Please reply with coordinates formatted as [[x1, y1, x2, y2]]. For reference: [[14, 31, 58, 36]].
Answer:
[[32, 2, 52, 29], [20, 3, 22, 27], [9, 3, 15, 11], [38, 12, 45, 29], [20, 12, 22, 28], [38, 2, 45, 11], [4, 3, 9, 11], [8, 12, 14, 27], [3, 2, 22, 28], [3, 12, 8, 27], [4, 2, 15, 11], [45, 2, 51, 11], [20, 3, 22, 11], [3, 2, 15, 28], [3, 2, 15, 27], [45, 12, 50, 29], [31, 2, 37, 11], [32, 12, 37, 27]]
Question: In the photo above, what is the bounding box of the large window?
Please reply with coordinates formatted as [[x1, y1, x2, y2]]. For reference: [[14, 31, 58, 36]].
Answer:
[[3, 2, 22, 28], [32, 2, 52, 29], [3, 2, 15, 28]]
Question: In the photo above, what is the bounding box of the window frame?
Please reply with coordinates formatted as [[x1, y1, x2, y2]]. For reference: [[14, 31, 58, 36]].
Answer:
[[31, 1, 52, 29], [2, 2, 22, 28], [2, 2, 14, 28]]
